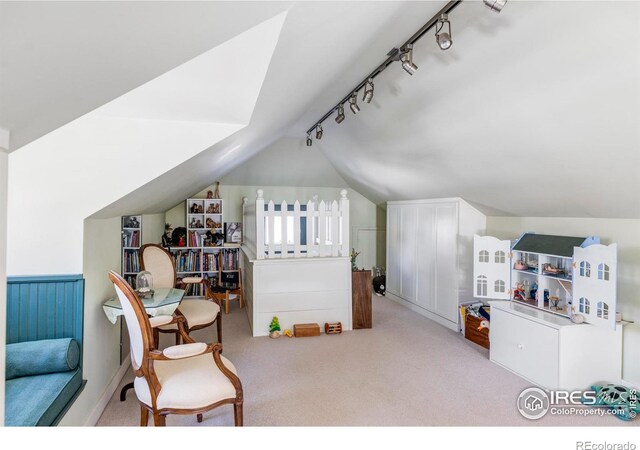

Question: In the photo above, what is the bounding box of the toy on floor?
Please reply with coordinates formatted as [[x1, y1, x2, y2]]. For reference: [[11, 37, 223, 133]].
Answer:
[[324, 322, 342, 334], [283, 329, 293, 338], [269, 316, 281, 338]]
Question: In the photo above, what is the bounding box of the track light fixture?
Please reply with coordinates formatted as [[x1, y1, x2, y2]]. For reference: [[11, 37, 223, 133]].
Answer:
[[400, 44, 418, 76], [305, 1, 506, 142], [435, 14, 452, 50], [335, 104, 345, 124], [483, 0, 507, 13], [306, 132, 312, 147], [349, 92, 360, 114], [363, 78, 374, 103]]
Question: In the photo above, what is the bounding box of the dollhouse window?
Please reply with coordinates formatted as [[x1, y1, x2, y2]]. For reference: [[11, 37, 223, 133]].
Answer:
[[597, 301, 609, 319], [579, 261, 591, 277], [597, 263, 610, 281], [476, 276, 487, 296], [494, 251, 506, 264], [479, 250, 489, 263], [578, 297, 590, 314], [494, 279, 505, 293]]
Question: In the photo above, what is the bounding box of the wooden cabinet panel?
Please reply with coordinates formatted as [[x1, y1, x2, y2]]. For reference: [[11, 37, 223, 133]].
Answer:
[[352, 270, 372, 329]]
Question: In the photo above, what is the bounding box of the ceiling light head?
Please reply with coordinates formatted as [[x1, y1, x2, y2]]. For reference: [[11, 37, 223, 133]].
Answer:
[[400, 44, 418, 75], [435, 14, 452, 51], [335, 104, 345, 124], [306, 132, 312, 147], [483, 0, 507, 13], [315, 124, 323, 140], [349, 92, 360, 114], [363, 78, 374, 103]]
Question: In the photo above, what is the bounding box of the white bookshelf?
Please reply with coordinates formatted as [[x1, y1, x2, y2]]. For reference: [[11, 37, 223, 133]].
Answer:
[[168, 198, 240, 297], [121, 215, 142, 289]]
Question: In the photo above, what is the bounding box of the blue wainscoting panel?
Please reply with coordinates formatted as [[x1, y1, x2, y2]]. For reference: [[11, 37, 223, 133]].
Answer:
[[6, 275, 85, 355]]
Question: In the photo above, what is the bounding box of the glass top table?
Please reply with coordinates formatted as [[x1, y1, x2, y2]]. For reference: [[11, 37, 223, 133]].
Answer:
[[102, 287, 186, 324]]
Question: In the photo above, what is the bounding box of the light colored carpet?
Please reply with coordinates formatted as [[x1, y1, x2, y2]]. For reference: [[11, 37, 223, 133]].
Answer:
[[96, 295, 632, 427]]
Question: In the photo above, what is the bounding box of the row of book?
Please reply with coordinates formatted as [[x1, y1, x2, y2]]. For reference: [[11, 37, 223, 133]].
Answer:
[[173, 250, 201, 273], [122, 230, 140, 247], [123, 249, 140, 273], [221, 249, 239, 270], [203, 252, 220, 271], [188, 231, 203, 247]]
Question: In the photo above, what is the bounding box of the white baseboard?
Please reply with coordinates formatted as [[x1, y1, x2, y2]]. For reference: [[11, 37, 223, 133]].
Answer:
[[386, 292, 458, 332], [85, 355, 131, 426]]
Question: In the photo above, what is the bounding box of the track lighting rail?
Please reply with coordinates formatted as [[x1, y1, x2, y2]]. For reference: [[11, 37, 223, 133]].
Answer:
[[305, 0, 463, 137]]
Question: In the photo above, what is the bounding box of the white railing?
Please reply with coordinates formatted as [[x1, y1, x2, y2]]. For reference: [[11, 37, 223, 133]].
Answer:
[[243, 189, 349, 259]]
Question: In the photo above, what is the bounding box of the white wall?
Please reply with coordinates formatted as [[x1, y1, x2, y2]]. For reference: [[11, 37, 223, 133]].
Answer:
[[59, 217, 121, 425], [5, 13, 287, 277], [59, 213, 164, 426], [487, 216, 640, 387], [0, 148, 8, 425], [165, 184, 386, 268]]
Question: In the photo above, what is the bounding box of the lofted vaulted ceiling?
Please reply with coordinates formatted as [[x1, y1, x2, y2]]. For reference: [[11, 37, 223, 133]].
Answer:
[[2, 1, 639, 219]]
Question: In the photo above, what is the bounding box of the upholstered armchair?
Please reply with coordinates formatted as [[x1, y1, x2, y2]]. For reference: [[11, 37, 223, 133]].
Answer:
[[139, 244, 222, 344], [108, 271, 243, 426]]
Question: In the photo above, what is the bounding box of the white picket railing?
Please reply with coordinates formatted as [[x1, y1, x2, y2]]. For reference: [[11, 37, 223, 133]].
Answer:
[[243, 189, 349, 259]]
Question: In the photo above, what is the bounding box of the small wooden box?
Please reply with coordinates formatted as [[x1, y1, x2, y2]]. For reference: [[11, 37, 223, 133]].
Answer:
[[294, 323, 320, 337], [465, 314, 490, 350], [324, 322, 342, 334]]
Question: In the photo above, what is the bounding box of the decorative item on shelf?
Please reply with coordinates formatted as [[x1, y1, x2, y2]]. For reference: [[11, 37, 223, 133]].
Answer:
[[514, 260, 529, 271], [162, 223, 173, 248], [513, 282, 526, 301], [135, 271, 154, 298], [172, 227, 187, 247], [571, 313, 585, 324], [350, 248, 361, 271], [206, 218, 215, 228], [205, 230, 224, 247], [213, 203, 221, 214], [269, 316, 281, 338], [542, 263, 564, 275], [214, 181, 221, 199], [225, 222, 242, 244], [206, 190, 213, 199], [529, 282, 538, 301], [324, 322, 342, 334]]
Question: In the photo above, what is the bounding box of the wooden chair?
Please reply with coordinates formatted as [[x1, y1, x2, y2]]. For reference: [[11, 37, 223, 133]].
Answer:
[[139, 244, 222, 344], [211, 253, 244, 314], [108, 271, 243, 426]]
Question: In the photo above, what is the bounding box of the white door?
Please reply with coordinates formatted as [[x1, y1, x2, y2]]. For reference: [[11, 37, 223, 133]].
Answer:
[[415, 204, 436, 311], [400, 205, 417, 303], [572, 244, 617, 330], [434, 203, 458, 321], [473, 234, 511, 300]]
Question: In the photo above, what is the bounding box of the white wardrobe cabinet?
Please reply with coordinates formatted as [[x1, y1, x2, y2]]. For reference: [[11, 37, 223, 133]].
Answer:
[[386, 198, 486, 331]]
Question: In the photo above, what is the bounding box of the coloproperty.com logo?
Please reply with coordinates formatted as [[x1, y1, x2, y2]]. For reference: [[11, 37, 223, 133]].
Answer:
[[516, 386, 638, 420]]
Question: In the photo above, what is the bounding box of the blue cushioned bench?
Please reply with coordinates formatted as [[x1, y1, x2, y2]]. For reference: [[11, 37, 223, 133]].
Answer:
[[5, 275, 86, 426], [5, 338, 84, 426]]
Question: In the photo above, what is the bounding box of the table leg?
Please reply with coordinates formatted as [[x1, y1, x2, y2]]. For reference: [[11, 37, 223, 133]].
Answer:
[[120, 382, 134, 401]]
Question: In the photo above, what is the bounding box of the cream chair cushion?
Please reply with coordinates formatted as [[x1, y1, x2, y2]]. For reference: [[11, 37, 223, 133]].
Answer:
[[134, 353, 237, 409], [158, 300, 220, 330]]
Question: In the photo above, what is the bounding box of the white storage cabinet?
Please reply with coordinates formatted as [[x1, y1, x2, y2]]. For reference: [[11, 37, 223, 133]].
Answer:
[[386, 198, 486, 331]]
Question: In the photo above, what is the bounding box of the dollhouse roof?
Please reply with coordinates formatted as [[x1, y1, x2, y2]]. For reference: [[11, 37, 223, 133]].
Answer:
[[512, 233, 589, 258]]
